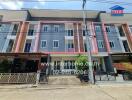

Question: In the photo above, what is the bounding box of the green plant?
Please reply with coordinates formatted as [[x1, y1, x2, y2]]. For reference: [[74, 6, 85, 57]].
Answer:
[[75, 55, 89, 71]]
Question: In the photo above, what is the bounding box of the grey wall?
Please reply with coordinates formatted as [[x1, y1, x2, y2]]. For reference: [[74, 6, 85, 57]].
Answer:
[[94, 24, 107, 52], [39, 23, 65, 52], [105, 25, 123, 52]]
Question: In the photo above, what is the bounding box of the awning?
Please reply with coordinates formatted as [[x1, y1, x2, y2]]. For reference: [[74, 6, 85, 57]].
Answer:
[[0, 52, 48, 59], [113, 63, 132, 71]]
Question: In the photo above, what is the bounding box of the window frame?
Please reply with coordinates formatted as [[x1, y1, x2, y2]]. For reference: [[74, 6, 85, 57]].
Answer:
[[41, 40, 47, 48], [0, 15, 3, 21], [95, 25, 101, 32], [97, 40, 104, 48], [129, 25, 132, 33], [54, 25, 59, 32], [109, 40, 115, 48], [105, 26, 111, 33], [67, 29, 73, 36], [53, 40, 59, 48], [43, 25, 49, 32]]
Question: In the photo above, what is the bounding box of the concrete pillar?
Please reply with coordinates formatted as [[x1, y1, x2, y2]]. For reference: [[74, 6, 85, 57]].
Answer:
[[33, 22, 41, 52], [101, 22, 111, 53], [73, 23, 79, 52], [15, 22, 29, 52]]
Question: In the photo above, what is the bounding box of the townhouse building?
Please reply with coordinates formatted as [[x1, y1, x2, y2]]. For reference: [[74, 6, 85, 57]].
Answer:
[[0, 9, 132, 74]]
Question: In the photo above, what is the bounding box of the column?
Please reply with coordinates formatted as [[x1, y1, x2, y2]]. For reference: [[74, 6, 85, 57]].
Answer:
[[78, 23, 84, 52], [101, 22, 111, 53], [90, 22, 98, 54], [73, 23, 79, 52], [122, 23, 132, 51], [15, 22, 29, 52], [33, 22, 41, 52]]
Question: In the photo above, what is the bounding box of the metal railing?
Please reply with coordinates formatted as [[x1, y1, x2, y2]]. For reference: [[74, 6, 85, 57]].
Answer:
[[0, 73, 37, 84]]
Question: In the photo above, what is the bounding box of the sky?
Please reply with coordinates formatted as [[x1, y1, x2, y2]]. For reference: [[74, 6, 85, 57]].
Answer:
[[0, 0, 132, 13]]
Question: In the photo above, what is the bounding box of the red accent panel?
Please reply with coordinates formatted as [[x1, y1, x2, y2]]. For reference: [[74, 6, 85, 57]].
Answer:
[[101, 22, 111, 52], [78, 23, 84, 52], [73, 23, 79, 52], [91, 22, 98, 54]]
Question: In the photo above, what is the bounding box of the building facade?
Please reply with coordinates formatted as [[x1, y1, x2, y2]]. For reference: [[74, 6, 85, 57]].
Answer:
[[0, 9, 132, 74]]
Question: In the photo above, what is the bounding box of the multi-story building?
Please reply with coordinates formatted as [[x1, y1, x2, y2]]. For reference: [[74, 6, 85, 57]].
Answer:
[[0, 9, 132, 74]]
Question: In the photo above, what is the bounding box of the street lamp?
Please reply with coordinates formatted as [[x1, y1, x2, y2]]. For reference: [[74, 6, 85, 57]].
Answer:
[[82, 0, 94, 84]]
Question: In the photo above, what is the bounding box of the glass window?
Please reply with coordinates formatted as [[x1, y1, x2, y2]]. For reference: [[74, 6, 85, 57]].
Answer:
[[0, 15, 3, 21], [109, 41, 115, 48], [53, 40, 59, 48], [67, 30, 73, 36], [6, 39, 14, 52], [95, 25, 101, 32], [106, 26, 111, 33], [41, 40, 47, 48], [43, 25, 49, 32], [83, 30, 86, 36], [129, 26, 132, 33], [68, 40, 74, 49], [84, 42, 87, 52], [97, 40, 104, 48], [24, 40, 32, 52], [28, 24, 36, 36], [12, 24, 19, 35], [54, 25, 59, 32]]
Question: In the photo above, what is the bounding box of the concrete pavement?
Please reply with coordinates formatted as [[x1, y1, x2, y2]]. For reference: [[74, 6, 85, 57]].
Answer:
[[0, 84, 132, 100]]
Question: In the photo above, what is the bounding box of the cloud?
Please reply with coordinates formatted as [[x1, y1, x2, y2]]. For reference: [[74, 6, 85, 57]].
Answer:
[[37, 0, 45, 5], [0, 1, 23, 9]]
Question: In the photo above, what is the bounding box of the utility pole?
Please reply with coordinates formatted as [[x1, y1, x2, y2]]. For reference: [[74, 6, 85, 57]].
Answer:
[[82, 0, 94, 84]]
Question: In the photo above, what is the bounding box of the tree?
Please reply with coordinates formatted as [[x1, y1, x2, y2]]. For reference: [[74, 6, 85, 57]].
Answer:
[[75, 55, 89, 71]]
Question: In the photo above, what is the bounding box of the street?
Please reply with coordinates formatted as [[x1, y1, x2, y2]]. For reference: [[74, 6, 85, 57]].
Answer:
[[0, 84, 132, 100]]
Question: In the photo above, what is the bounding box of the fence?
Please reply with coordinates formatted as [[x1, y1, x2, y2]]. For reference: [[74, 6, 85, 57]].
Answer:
[[0, 73, 37, 84], [95, 74, 116, 81]]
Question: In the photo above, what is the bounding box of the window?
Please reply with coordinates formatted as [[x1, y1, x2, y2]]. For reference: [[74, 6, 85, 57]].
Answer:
[[122, 40, 130, 52], [95, 25, 101, 32], [64, 60, 75, 69], [53, 40, 59, 48], [6, 39, 14, 52], [67, 29, 73, 36], [118, 26, 125, 36], [41, 40, 47, 48], [28, 24, 35, 36], [43, 25, 49, 32], [0, 15, 3, 21], [83, 30, 86, 36], [109, 41, 115, 48], [106, 26, 111, 33], [54, 25, 59, 32], [68, 40, 74, 49], [84, 42, 87, 52], [12, 24, 19, 35], [97, 40, 104, 48], [24, 40, 32, 52], [129, 26, 132, 33]]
